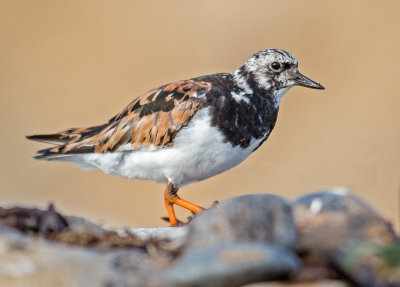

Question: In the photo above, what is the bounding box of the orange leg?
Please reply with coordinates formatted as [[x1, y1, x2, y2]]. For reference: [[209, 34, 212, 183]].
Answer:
[[164, 182, 203, 227]]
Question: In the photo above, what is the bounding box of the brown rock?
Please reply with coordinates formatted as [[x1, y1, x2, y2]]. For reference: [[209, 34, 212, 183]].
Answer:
[[292, 189, 398, 284]]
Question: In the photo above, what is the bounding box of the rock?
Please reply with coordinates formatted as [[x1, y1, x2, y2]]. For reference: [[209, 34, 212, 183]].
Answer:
[[0, 204, 188, 287], [164, 241, 300, 287], [185, 194, 296, 250], [293, 189, 397, 256], [292, 189, 398, 283], [0, 191, 398, 287], [123, 226, 188, 242], [242, 279, 347, 286], [0, 228, 122, 287], [333, 241, 400, 287], [108, 248, 171, 287], [0, 204, 68, 234], [168, 195, 300, 286]]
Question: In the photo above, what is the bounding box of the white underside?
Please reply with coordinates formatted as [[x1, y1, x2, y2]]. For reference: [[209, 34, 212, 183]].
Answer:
[[73, 108, 268, 187]]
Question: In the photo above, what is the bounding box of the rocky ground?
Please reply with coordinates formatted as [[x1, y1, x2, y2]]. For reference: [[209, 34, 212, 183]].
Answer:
[[0, 189, 399, 287]]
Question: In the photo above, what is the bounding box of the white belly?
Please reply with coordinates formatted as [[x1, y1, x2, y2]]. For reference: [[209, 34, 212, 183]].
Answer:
[[81, 108, 269, 187]]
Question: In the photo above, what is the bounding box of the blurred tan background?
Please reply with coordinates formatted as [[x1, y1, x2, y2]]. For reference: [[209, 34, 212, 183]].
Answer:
[[0, 0, 399, 228]]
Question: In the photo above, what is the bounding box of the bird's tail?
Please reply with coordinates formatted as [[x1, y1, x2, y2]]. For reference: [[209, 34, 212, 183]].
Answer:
[[26, 124, 108, 169]]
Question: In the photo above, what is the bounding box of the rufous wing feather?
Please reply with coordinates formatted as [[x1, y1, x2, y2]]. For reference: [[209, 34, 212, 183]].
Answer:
[[27, 80, 211, 159]]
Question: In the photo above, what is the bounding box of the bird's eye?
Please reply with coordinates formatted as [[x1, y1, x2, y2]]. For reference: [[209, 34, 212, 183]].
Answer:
[[270, 62, 281, 71]]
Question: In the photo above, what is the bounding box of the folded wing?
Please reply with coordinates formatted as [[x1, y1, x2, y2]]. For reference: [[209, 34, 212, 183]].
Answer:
[[27, 80, 211, 159]]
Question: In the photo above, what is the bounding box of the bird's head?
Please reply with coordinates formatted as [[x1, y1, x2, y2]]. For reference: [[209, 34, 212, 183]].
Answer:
[[238, 49, 324, 101]]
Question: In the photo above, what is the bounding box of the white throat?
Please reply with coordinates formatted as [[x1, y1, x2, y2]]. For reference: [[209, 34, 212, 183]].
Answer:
[[273, 87, 290, 108]]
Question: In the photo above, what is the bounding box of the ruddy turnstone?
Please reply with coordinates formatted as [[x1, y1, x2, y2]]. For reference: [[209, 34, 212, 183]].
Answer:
[[27, 49, 324, 226]]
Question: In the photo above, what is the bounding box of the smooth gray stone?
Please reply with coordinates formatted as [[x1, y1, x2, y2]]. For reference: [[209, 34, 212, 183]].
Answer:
[[186, 194, 296, 250], [164, 241, 300, 287]]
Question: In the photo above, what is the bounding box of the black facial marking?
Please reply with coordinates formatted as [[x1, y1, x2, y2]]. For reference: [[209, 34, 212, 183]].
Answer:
[[283, 62, 291, 69]]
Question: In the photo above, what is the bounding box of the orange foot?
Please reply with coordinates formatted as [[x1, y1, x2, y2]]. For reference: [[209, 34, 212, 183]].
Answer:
[[164, 182, 203, 227]]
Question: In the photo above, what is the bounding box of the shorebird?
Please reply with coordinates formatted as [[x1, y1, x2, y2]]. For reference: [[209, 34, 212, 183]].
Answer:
[[28, 49, 324, 226]]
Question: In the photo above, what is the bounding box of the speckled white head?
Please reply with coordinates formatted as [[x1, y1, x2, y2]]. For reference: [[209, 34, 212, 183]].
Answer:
[[238, 49, 324, 106]]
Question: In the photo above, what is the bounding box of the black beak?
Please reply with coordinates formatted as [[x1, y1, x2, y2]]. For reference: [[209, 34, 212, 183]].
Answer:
[[293, 71, 324, 90]]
